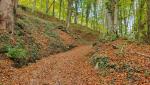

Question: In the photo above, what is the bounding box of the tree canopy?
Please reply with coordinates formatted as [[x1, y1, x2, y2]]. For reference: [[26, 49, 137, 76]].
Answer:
[[18, 0, 150, 42]]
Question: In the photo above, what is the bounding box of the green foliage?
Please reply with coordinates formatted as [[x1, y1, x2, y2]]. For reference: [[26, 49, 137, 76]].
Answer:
[[116, 63, 132, 73], [0, 34, 10, 44], [92, 54, 109, 69], [99, 33, 118, 42], [44, 22, 58, 38], [4, 43, 28, 67], [115, 43, 127, 57], [99, 69, 110, 77], [125, 32, 137, 42], [7, 47, 27, 59], [111, 34, 118, 41], [144, 70, 150, 77], [19, 0, 150, 42], [28, 42, 40, 62]]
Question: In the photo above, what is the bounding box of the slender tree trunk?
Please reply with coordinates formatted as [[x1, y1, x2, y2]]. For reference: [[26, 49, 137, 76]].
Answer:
[[106, 8, 113, 33], [86, 5, 90, 27], [136, 0, 145, 40], [14, 0, 18, 15], [74, 0, 78, 24], [59, 0, 63, 19], [66, 0, 72, 29], [114, 0, 119, 35], [46, 0, 49, 14], [62, 0, 65, 20], [32, 0, 36, 12], [52, 0, 55, 16], [147, 0, 150, 42], [93, 0, 98, 30], [81, 1, 84, 25], [40, 0, 42, 9]]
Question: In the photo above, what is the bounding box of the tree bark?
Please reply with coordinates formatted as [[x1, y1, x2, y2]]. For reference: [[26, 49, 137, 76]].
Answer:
[[52, 0, 55, 16], [74, 0, 78, 24], [32, 0, 36, 12], [45, 0, 49, 14], [66, 0, 72, 29], [81, 1, 84, 25], [86, 4, 90, 27], [59, 0, 62, 19], [0, 0, 16, 34], [40, 0, 42, 9], [147, 0, 150, 42]]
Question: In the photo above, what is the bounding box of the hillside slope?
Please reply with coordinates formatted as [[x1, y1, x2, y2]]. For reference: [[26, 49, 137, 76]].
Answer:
[[0, 7, 101, 85]]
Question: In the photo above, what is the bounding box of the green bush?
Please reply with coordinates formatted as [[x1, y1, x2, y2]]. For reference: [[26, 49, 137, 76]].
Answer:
[[92, 54, 110, 69], [28, 42, 40, 63], [0, 34, 10, 43], [4, 44, 28, 67], [7, 48, 27, 59], [144, 70, 150, 77], [111, 34, 118, 41], [98, 33, 118, 42]]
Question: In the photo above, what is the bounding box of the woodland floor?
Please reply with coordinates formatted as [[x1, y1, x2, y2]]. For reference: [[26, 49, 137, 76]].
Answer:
[[0, 31, 100, 85], [0, 8, 150, 85]]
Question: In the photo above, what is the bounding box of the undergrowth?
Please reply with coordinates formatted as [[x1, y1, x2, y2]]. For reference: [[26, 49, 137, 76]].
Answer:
[[91, 53, 150, 80], [0, 8, 76, 68]]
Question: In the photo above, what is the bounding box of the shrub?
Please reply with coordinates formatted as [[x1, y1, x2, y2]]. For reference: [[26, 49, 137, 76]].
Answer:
[[115, 44, 126, 57], [44, 22, 58, 38], [98, 33, 118, 42], [5, 44, 28, 67], [144, 70, 150, 77], [7, 48, 27, 59], [92, 54, 110, 69], [28, 42, 40, 63], [111, 34, 118, 41], [0, 34, 10, 44]]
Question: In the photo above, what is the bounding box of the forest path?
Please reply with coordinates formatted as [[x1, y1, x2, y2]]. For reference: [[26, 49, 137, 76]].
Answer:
[[3, 30, 100, 85], [9, 45, 100, 85]]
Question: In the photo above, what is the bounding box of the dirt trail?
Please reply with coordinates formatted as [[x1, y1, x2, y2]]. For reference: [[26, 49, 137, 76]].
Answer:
[[1, 30, 100, 85], [4, 45, 100, 85], [56, 29, 75, 45]]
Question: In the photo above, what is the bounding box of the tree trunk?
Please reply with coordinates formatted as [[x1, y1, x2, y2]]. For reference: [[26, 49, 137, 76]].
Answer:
[[46, 0, 49, 14], [40, 0, 42, 9], [86, 5, 90, 27], [147, 0, 150, 42], [32, 0, 36, 12], [114, 0, 119, 35], [0, 0, 16, 34], [74, 0, 78, 24], [106, 9, 113, 33], [59, 0, 62, 19], [52, 0, 55, 16], [66, 0, 72, 29], [81, 1, 84, 25], [136, 0, 145, 40], [105, 0, 119, 34]]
